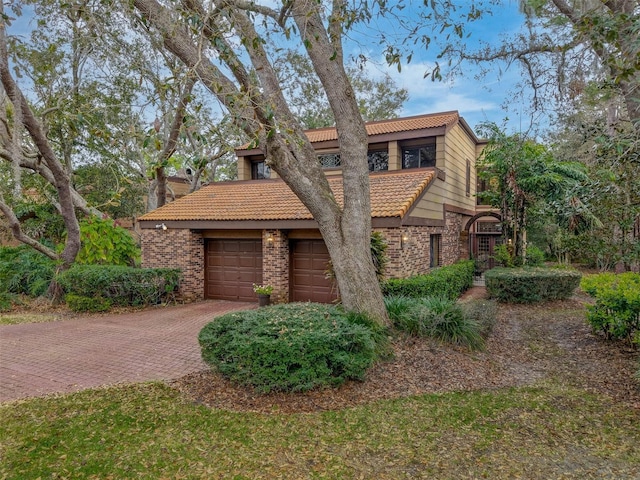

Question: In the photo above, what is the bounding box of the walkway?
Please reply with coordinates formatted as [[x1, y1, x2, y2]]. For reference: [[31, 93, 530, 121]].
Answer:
[[0, 300, 254, 403]]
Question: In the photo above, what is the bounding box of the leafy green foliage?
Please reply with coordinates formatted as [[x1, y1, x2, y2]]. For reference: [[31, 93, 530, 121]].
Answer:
[[0, 246, 56, 297], [10, 201, 67, 245], [526, 245, 546, 267], [581, 273, 640, 342], [384, 295, 485, 350], [382, 260, 474, 300], [477, 123, 588, 265], [275, 50, 408, 128], [199, 303, 378, 393], [76, 216, 140, 266], [485, 267, 581, 303], [492, 243, 515, 267], [65, 294, 112, 313], [57, 265, 181, 307], [0, 292, 15, 312], [72, 164, 146, 219], [370, 231, 389, 281]]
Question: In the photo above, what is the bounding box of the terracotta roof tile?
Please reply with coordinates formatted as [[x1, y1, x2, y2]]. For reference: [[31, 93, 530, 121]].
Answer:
[[139, 169, 435, 222], [237, 111, 460, 150]]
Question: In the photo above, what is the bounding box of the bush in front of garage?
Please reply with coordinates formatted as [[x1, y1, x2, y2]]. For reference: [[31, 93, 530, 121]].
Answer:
[[199, 303, 380, 393], [57, 265, 182, 307]]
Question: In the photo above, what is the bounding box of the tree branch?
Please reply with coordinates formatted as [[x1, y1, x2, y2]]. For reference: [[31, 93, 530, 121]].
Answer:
[[0, 198, 60, 261]]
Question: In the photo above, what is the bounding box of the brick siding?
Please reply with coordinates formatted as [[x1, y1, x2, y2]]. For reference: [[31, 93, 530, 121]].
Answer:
[[262, 229, 290, 304], [141, 215, 470, 301], [141, 228, 204, 301]]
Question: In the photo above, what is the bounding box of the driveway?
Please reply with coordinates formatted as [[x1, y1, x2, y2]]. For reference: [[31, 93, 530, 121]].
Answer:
[[0, 300, 254, 403]]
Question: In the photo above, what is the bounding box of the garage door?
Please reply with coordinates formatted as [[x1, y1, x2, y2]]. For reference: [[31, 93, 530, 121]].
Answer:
[[290, 240, 338, 303], [205, 239, 262, 301]]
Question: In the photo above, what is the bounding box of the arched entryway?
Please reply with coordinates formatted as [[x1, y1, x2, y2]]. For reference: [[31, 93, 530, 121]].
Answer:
[[464, 212, 502, 273]]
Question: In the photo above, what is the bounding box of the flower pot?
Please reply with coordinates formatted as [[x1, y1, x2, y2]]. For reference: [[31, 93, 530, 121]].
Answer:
[[257, 293, 271, 307]]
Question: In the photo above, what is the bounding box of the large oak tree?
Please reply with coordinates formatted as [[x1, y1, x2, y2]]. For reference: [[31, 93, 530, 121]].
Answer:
[[130, 0, 392, 323]]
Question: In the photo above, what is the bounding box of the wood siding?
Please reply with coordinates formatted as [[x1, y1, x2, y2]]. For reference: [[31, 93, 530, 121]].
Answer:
[[410, 124, 478, 220]]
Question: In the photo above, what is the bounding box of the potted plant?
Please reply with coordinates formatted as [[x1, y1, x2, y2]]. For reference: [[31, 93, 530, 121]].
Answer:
[[253, 283, 273, 307]]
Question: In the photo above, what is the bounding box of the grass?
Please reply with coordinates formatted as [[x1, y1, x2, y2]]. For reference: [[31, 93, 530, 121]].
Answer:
[[1, 382, 639, 479], [0, 313, 63, 325]]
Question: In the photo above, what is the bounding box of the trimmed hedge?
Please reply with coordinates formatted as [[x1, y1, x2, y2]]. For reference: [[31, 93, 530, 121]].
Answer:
[[581, 273, 640, 342], [199, 303, 378, 393], [485, 267, 581, 303], [57, 265, 181, 307], [65, 294, 112, 313], [382, 260, 475, 300]]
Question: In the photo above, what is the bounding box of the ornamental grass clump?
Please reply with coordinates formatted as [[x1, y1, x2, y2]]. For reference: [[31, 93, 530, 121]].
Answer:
[[199, 303, 379, 393], [384, 295, 487, 350]]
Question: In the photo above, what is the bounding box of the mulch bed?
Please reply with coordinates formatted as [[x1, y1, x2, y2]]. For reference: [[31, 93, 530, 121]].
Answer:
[[172, 295, 640, 414]]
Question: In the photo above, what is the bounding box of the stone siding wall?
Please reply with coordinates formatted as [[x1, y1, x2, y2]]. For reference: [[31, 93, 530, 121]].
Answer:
[[141, 228, 204, 301], [442, 211, 466, 266], [376, 212, 469, 280]]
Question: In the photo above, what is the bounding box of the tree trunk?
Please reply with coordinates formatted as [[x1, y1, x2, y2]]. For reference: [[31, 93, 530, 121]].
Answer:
[[131, 0, 390, 326], [0, 10, 81, 288], [155, 166, 167, 208]]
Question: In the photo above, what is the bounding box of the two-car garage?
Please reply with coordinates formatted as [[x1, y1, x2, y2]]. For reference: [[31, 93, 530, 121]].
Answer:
[[205, 237, 337, 304]]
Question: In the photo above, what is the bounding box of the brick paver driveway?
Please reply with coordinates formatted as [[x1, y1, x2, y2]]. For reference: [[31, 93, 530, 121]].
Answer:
[[0, 300, 254, 403]]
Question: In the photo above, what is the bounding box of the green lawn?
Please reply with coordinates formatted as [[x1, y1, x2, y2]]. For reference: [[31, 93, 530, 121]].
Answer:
[[1, 381, 639, 479]]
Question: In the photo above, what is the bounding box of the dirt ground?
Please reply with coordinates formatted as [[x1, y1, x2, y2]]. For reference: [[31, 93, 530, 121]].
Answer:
[[171, 293, 640, 414]]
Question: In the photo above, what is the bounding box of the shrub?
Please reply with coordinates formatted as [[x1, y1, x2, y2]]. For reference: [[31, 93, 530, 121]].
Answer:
[[581, 273, 640, 342], [493, 244, 515, 267], [0, 246, 56, 297], [525, 245, 546, 267], [382, 260, 474, 300], [199, 303, 378, 393], [417, 297, 485, 350], [0, 291, 16, 312], [385, 295, 425, 335], [65, 294, 112, 313], [385, 295, 486, 350], [57, 265, 181, 307], [76, 216, 140, 267], [485, 267, 581, 303]]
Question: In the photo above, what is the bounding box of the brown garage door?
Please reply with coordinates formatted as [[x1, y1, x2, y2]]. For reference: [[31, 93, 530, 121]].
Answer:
[[290, 240, 338, 303], [206, 239, 262, 302]]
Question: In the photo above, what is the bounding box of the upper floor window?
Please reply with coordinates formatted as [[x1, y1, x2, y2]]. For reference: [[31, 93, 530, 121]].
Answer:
[[368, 150, 389, 172], [251, 161, 271, 180], [318, 150, 389, 171], [318, 153, 341, 168], [402, 144, 436, 169]]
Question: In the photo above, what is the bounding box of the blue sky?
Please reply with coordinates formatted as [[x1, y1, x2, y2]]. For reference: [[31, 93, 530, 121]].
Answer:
[[7, 1, 532, 136], [351, 1, 532, 135]]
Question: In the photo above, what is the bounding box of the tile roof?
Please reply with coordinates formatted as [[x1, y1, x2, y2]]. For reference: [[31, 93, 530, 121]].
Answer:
[[139, 169, 435, 222], [237, 111, 460, 150]]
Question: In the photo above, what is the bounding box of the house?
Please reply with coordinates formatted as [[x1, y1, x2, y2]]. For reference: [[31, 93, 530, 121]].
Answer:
[[139, 111, 493, 303]]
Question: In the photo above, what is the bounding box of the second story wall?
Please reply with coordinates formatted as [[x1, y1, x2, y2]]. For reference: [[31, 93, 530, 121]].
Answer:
[[410, 122, 479, 221]]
